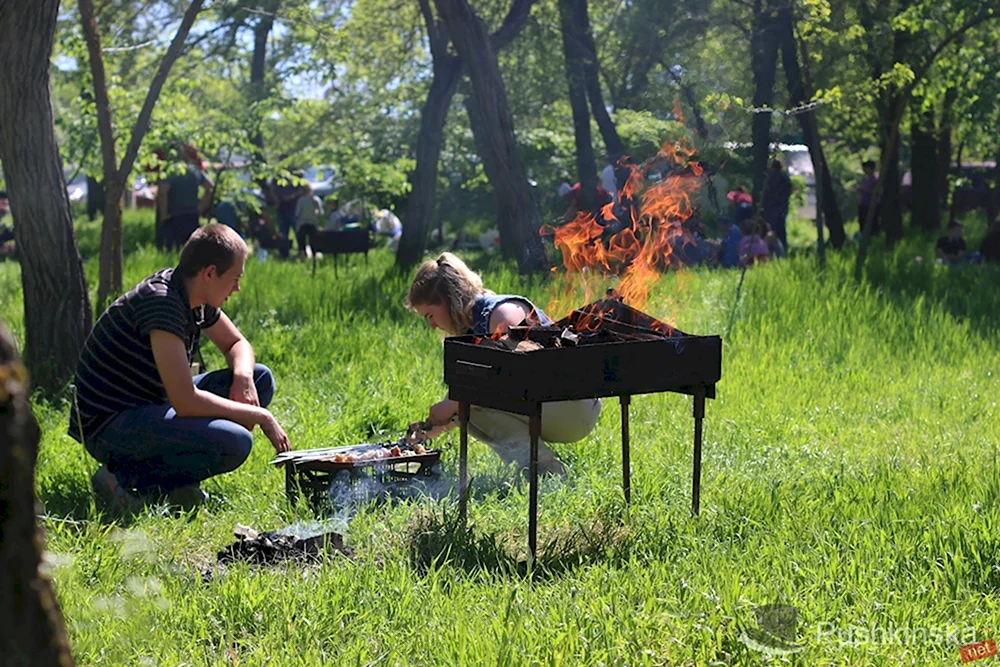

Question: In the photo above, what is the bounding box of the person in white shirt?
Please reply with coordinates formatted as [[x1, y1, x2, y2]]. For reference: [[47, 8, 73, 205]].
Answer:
[[294, 185, 322, 231], [600, 163, 617, 200], [324, 196, 348, 231]]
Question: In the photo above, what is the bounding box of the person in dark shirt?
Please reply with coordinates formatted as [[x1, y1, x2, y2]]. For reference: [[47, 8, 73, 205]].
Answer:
[[981, 221, 1000, 263], [71, 223, 290, 510], [762, 160, 792, 250], [935, 221, 967, 263], [157, 148, 213, 250], [717, 217, 742, 268]]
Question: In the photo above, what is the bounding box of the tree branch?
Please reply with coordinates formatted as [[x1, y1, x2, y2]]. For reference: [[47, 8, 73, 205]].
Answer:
[[78, 0, 118, 191], [491, 0, 536, 50], [117, 0, 206, 182]]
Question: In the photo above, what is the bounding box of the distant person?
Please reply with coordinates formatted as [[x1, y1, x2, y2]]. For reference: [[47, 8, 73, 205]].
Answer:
[[739, 218, 770, 266], [0, 192, 12, 252], [935, 221, 968, 263], [762, 160, 792, 250], [981, 221, 1000, 263], [324, 196, 348, 231], [214, 200, 242, 237], [717, 217, 742, 269], [294, 184, 323, 256], [86, 175, 104, 222], [668, 215, 713, 268], [69, 224, 291, 511], [374, 208, 403, 251], [158, 147, 213, 250], [857, 159, 880, 235], [271, 171, 304, 257], [727, 186, 754, 225], [600, 163, 617, 200], [294, 184, 323, 231], [558, 181, 614, 223]]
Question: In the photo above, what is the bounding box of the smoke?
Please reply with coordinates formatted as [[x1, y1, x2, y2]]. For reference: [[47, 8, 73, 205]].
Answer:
[[320, 466, 459, 532]]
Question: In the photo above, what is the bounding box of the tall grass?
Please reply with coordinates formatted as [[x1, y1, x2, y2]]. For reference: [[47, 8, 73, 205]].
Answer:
[[1, 210, 999, 665]]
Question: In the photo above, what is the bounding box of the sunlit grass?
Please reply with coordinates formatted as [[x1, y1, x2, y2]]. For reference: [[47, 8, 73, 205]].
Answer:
[[1, 210, 999, 664]]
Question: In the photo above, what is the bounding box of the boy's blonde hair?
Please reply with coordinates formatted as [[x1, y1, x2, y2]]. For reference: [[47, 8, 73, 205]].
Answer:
[[406, 252, 490, 334]]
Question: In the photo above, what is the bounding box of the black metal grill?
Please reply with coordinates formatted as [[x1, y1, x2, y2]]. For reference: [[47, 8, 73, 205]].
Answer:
[[443, 299, 722, 560]]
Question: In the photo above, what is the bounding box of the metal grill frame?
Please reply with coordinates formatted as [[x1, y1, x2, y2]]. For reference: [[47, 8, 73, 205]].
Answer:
[[444, 326, 721, 562]]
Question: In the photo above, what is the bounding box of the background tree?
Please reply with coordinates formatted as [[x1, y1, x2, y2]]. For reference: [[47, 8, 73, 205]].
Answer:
[[78, 0, 205, 308], [779, 3, 845, 247], [432, 0, 548, 273], [0, 0, 92, 395], [558, 0, 599, 210], [397, 0, 535, 268]]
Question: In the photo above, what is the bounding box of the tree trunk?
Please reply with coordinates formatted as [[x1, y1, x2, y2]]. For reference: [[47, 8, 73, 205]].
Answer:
[[909, 98, 940, 232], [559, 0, 598, 211], [397, 0, 536, 268], [936, 87, 956, 202], [989, 138, 1000, 225], [948, 141, 965, 226], [778, 6, 845, 248], [433, 0, 547, 273], [0, 0, 92, 395], [250, 1, 277, 153], [79, 0, 125, 311], [461, 84, 517, 255], [82, 0, 205, 308], [750, 2, 782, 204], [573, 0, 625, 164], [878, 23, 912, 246], [0, 320, 76, 666], [879, 95, 904, 245], [396, 55, 462, 268]]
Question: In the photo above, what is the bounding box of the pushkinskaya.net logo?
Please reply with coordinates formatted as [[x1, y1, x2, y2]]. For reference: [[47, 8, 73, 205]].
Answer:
[[815, 621, 978, 647]]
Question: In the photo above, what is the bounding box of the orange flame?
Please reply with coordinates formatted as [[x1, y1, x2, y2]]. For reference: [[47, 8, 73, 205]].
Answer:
[[541, 138, 704, 311]]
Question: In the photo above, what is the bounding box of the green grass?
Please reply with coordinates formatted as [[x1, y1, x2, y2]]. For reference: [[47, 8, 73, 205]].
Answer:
[[2, 210, 1000, 665]]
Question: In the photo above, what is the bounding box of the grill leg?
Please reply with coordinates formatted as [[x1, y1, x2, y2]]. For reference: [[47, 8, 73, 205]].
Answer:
[[285, 462, 299, 505], [621, 395, 631, 503], [528, 409, 541, 564], [692, 387, 706, 516], [458, 401, 470, 522]]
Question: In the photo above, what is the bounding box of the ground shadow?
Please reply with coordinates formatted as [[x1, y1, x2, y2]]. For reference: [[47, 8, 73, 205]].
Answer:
[[404, 502, 632, 580], [864, 250, 1000, 339], [36, 469, 95, 521]]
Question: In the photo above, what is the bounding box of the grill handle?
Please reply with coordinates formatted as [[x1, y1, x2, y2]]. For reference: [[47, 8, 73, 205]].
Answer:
[[453, 359, 499, 379]]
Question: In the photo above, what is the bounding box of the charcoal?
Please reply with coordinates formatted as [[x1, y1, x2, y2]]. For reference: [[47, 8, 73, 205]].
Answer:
[[216, 525, 353, 567]]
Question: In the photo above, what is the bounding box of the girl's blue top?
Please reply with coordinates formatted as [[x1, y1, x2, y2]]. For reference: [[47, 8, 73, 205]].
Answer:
[[469, 293, 553, 335]]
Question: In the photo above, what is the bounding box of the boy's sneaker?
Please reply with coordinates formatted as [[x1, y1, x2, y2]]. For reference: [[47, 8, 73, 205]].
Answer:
[[166, 484, 208, 511], [91, 465, 138, 511]]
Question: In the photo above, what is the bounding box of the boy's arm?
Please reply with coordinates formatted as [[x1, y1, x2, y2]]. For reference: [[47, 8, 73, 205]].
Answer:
[[203, 312, 257, 405], [150, 329, 266, 429]]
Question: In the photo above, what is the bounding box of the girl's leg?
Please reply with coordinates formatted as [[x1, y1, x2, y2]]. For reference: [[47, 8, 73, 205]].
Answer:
[[466, 402, 601, 475], [539, 398, 602, 443]]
